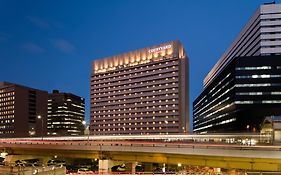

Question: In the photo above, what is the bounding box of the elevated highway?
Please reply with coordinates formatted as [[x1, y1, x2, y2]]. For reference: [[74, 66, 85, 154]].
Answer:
[[0, 134, 280, 172]]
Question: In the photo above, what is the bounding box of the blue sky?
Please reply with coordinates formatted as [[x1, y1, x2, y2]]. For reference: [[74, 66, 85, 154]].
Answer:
[[0, 0, 273, 130]]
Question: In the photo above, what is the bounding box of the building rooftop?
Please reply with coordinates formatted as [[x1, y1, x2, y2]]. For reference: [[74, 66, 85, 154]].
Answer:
[[92, 40, 186, 74]]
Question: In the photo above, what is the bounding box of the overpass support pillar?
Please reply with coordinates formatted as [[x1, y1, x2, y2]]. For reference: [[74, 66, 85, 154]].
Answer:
[[99, 159, 113, 174], [131, 162, 137, 174]]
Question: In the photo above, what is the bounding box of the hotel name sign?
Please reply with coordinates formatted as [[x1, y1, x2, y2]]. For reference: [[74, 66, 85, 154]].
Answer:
[[148, 44, 172, 53]]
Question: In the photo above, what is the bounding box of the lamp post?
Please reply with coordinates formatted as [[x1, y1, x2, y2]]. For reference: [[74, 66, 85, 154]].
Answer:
[[37, 115, 43, 140], [82, 121, 89, 144]]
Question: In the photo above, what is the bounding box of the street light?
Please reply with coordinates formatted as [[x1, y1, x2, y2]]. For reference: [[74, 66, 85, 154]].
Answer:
[[37, 115, 43, 140], [82, 120, 89, 144]]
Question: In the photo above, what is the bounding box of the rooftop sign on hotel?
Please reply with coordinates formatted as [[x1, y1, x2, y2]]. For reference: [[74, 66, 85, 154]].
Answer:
[[148, 44, 172, 53], [92, 41, 183, 74]]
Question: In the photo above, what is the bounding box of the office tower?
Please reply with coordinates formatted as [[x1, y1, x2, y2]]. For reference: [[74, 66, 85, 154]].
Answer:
[[193, 3, 281, 133], [47, 90, 85, 136], [0, 82, 47, 137], [90, 40, 189, 135]]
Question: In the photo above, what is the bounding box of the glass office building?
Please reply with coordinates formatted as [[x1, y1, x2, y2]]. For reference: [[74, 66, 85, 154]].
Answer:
[[193, 3, 281, 133], [47, 90, 85, 136]]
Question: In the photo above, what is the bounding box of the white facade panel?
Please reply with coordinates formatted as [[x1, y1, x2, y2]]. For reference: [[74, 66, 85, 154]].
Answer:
[[260, 47, 281, 54], [261, 33, 281, 39], [261, 40, 281, 46], [261, 20, 281, 26], [261, 27, 281, 33], [204, 4, 281, 88], [261, 14, 281, 19]]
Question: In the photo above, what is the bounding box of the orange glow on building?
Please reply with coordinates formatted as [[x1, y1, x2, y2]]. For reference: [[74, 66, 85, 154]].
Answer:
[[90, 40, 189, 135], [93, 41, 181, 74]]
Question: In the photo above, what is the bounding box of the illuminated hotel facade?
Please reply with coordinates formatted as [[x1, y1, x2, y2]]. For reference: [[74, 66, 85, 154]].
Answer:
[[0, 82, 48, 137], [47, 90, 85, 136], [90, 41, 189, 135], [193, 3, 281, 133]]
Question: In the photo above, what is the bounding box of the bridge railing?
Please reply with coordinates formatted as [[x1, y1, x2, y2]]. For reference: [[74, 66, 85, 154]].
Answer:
[[0, 139, 280, 152]]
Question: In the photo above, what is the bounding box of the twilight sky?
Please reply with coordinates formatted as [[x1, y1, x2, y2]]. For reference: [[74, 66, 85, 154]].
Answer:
[[0, 0, 273, 129]]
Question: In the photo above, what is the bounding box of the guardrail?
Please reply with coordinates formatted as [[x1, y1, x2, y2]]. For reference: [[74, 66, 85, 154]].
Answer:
[[0, 140, 280, 152]]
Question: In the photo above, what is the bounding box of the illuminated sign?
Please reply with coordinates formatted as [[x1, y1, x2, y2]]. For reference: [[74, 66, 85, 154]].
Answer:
[[148, 44, 172, 53]]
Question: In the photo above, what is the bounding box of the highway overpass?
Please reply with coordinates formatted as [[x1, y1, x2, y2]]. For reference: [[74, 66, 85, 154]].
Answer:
[[0, 135, 280, 172]]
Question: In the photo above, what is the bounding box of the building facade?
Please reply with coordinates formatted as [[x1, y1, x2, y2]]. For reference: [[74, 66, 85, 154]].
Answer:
[[261, 116, 281, 144], [90, 41, 189, 135], [0, 82, 48, 137], [47, 90, 85, 136], [193, 3, 281, 133]]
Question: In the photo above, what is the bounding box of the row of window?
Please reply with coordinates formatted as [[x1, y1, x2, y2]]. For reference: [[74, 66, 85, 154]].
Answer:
[[194, 73, 231, 109], [236, 74, 281, 79], [235, 100, 281, 104], [93, 98, 177, 107], [0, 119, 14, 124], [92, 75, 178, 88], [92, 126, 176, 132], [0, 92, 14, 97], [194, 118, 236, 132], [92, 93, 178, 103], [0, 89, 13, 93], [194, 108, 234, 128], [95, 58, 153, 74], [235, 66, 272, 70], [0, 101, 14, 107], [92, 81, 177, 92], [236, 91, 281, 95], [93, 66, 177, 82], [235, 83, 281, 87], [0, 115, 14, 119], [93, 104, 177, 110], [0, 106, 14, 111], [93, 120, 177, 126], [47, 125, 79, 129], [92, 87, 178, 97], [93, 109, 177, 114], [194, 77, 233, 114], [93, 115, 176, 120], [0, 97, 14, 102], [94, 60, 177, 78], [47, 117, 83, 122], [0, 125, 14, 129], [0, 110, 14, 115], [48, 110, 84, 116], [0, 130, 14, 134]]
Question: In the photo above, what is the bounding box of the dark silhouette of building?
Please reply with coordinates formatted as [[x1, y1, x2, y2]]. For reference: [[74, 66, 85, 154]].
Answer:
[[193, 4, 281, 133], [47, 90, 85, 136], [194, 55, 281, 133], [0, 82, 47, 137], [90, 40, 189, 135]]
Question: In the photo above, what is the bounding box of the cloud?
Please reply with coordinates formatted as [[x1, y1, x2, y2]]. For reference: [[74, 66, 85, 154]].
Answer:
[[26, 16, 50, 29], [52, 39, 75, 54], [22, 42, 45, 54]]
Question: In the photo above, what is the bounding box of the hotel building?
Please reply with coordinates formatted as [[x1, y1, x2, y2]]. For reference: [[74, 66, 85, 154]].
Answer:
[[0, 82, 48, 137], [47, 90, 85, 136], [90, 41, 189, 135], [193, 3, 281, 133]]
